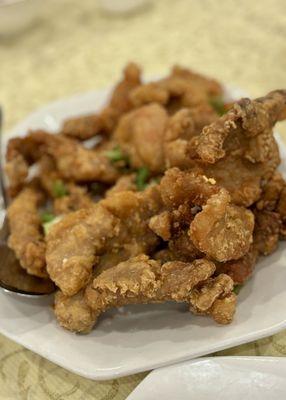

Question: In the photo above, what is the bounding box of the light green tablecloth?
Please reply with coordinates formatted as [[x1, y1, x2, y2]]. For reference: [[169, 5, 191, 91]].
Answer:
[[1, 0, 286, 398]]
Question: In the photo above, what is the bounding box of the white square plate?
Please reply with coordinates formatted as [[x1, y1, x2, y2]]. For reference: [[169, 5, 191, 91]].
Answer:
[[1, 87, 286, 380]]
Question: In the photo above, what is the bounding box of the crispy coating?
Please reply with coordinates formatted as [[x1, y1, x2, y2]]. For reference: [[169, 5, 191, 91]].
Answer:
[[5, 134, 46, 195], [277, 186, 286, 237], [157, 168, 254, 262], [45, 133, 119, 183], [62, 63, 141, 139], [164, 108, 199, 169], [81, 255, 235, 329], [149, 211, 172, 241], [37, 155, 94, 213], [114, 105, 215, 173], [53, 185, 94, 214], [130, 65, 223, 111], [189, 189, 254, 262], [195, 91, 286, 163], [159, 167, 218, 208], [191, 91, 286, 206], [46, 187, 161, 295], [114, 103, 168, 173], [54, 290, 97, 333], [7, 186, 47, 277], [253, 210, 281, 255], [105, 174, 136, 197], [191, 293, 237, 325], [6, 131, 120, 187], [46, 204, 120, 296], [168, 231, 204, 260], [215, 246, 258, 285], [38, 155, 62, 197], [5, 153, 28, 196], [256, 172, 285, 211]]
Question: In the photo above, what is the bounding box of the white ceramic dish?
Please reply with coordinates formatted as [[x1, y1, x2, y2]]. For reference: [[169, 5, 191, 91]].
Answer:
[[1, 87, 286, 380], [127, 357, 286, 399]]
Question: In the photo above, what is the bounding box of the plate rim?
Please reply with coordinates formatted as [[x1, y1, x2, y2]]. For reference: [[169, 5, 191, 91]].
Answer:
[[0, 312, 286, 380]]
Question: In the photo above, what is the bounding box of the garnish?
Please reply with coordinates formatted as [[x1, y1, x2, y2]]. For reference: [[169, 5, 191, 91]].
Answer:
[[135, 167, 150, 191], [52, 180, 69, 198], [105, 146, 129, 164], [40, 212, 56, 223], [42, 215, 63, 235], [209, 96, 226, 116], [233, 284, 243, 295]]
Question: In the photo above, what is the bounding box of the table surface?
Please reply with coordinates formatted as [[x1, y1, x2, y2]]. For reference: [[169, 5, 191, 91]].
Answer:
[[1, 0, 286, 398]]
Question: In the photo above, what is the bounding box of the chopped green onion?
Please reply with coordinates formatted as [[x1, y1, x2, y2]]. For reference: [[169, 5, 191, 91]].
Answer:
[[42, 215, 63, 235], [40, 212, 56, 223], [233, 284, 243, 295], [52, 180, 68, 198], [209, 96, 226, 116], [135, 167, 150, 191], [105, 146, 129, 164]]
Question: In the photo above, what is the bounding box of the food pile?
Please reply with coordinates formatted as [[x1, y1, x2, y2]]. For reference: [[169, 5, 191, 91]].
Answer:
[[5, 64, 286, 333]]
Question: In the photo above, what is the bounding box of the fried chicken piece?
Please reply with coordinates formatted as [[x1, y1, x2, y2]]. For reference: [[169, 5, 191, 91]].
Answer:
[[130, 83, 169, 107], [164, 108, 199, 169], [191, 292, 237, 325], [149, 211, 172, 241], [253, 210, 281, 255], [215, 246, 258, 285], [54, 290, 97, 333], [62, 63, 141, 139], [55, 256, 235, 332], [159, 167, 218, 208], [37, 154, 94, 212], [189, 189, 254, 262], [46, 187, 162, 296], [38, 155, 62, 197], [5, 133, 47, 195], [130, 65, 222, 112], [156, 168, 254, 262], [46, 204, 120, 296], [45, 133, 119, 183], [6, 131, 120, 188], [114, 103, 168, 173], [114, 104, 215, 174], [168, 230, 204, 260], [215, 208, 281, 284], [190, 91, 286, 206], [105, 174, 136, 197], [195, 91, 286, 164], [7, 186, 47, 277], [256, 172, 285, 211], [171, 65, 223, 97], [201, 155, 265, 207], [82, 255, 235, 329], [100, 187, 162, 256], [53, 185, 94, 214], [277, 186, 286, 237], [5, 153, 28, 197], [153, 248, 184, 263], [189, 274, 233, 312]]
